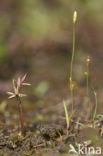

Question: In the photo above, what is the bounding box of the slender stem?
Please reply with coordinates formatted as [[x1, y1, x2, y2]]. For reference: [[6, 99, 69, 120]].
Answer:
[[70, 24, 76, 80], [86, 65, 92, 117], [93, 92, 98, 122], [86, 65, 89, 99], [16, 96, 24, 135], [71, 88, 74, 114], [70, 23, 76, 114]]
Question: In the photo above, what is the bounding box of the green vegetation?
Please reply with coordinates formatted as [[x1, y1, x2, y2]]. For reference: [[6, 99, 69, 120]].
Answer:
[[70, 11, 77, 114], [0, 3, 102, 154], [63, 100, 70, 132]]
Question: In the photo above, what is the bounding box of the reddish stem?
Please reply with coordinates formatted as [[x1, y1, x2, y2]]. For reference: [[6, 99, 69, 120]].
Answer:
[[16, 96, 24, 135]]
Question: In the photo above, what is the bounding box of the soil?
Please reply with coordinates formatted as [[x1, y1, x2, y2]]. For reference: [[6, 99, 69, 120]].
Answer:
[[0, 51, 103, 156]]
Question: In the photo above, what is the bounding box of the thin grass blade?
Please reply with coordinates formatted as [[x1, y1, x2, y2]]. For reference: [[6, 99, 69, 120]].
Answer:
[[63, 100, 70, 129]]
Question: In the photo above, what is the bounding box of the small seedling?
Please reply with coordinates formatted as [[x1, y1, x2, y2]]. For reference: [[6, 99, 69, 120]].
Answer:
[[63, 100, 71, 134], [7, 74, 31, 135], [70, 11, 77, 114]]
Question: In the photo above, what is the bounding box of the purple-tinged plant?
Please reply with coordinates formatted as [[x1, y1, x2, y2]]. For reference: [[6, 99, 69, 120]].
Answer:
[[7, 74, 31, 135]]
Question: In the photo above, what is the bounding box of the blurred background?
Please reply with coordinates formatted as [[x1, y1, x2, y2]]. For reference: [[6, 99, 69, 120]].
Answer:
[[0, 0, 103, 123]]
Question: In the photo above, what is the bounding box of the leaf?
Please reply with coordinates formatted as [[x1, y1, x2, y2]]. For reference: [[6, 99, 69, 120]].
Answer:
[[22, 82, 31, 86], [7, 92, 14, 95], [19, 93, 27, 97], [17, 77, 21, 89], [12, 79, 17, 92], [63, 100, 70, 129], [21, 73, 27, 83], [8, 94, 16, 99]]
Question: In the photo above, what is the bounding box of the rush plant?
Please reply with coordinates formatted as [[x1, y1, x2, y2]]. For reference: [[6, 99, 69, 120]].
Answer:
[[7, 74, 31, 135], [70, 11, 77, 114]]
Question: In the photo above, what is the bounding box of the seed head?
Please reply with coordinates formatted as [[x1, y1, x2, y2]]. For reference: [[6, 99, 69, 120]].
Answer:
[[73, 11, 77, 24], [7, 73, 31, 99], [86, 56, 91, 67]]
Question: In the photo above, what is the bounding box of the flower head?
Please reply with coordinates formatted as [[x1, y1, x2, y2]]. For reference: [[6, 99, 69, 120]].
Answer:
[[86, 56, 91, 67], [73, 11, 77, 24], [7, 74, 31, 99]]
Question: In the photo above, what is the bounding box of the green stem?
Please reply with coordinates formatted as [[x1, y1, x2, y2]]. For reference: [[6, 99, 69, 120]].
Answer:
[[93, 92, 98, 122], [86, 65, 92, 118], [70, 23, 76, 114], [70, 24, 76, 80], [86, 65, 89, 99]]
